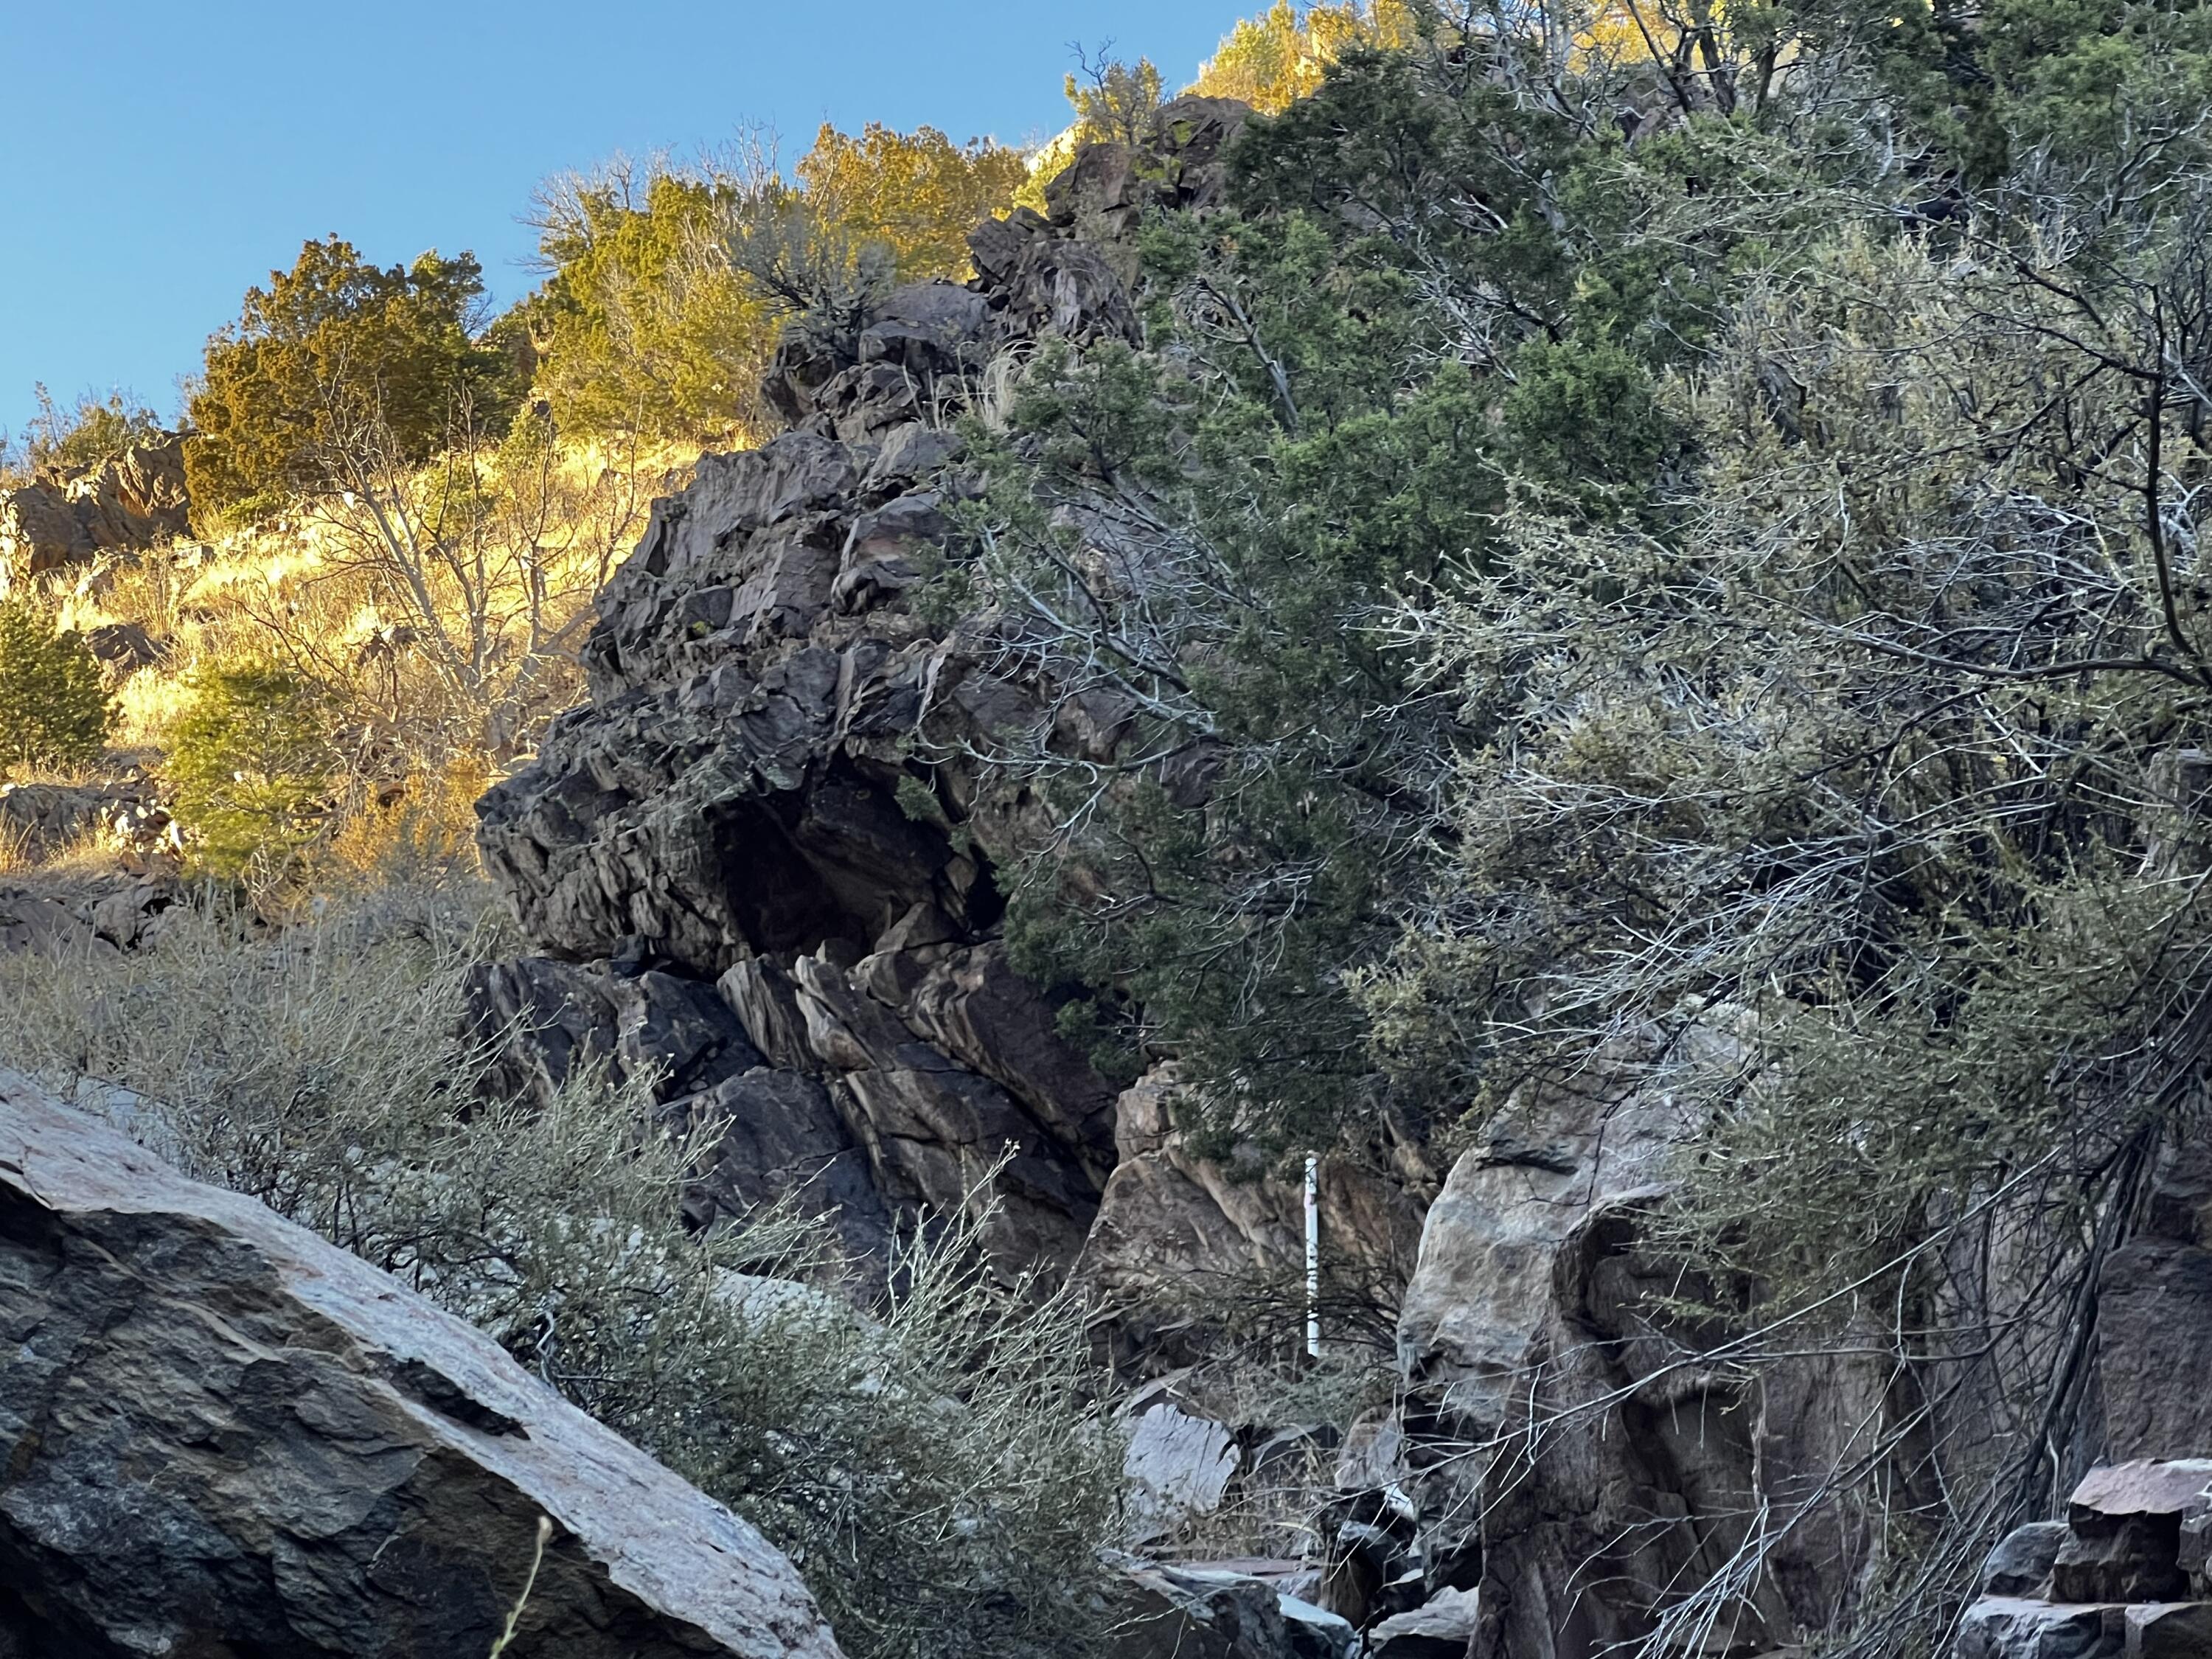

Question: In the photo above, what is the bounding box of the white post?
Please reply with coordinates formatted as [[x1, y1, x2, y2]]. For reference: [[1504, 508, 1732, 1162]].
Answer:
[[1304, 1152, 1321, 1361]]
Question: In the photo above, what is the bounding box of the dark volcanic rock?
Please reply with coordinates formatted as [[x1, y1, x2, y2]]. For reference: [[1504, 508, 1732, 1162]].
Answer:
[[1110, 1559, 1354, 1659], [1956, 1597, 2125, 1659], [2101, 1141, 2212, 1461], [468, 162, 1167, 1285], [470, 101, 1436, 1303], [2051, 1462, 2212, 1604], [0, 1071, 842, 1659], [1983, 1521, 2070, 1598], [1386, 1066, 1879, 1658]]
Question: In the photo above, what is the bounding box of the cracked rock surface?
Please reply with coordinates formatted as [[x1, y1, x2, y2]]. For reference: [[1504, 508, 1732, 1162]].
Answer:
[[0, 1072, 843, 1659]]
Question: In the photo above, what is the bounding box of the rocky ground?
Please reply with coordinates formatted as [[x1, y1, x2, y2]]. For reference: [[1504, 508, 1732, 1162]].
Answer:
[[8, 96, 2212, 1659]]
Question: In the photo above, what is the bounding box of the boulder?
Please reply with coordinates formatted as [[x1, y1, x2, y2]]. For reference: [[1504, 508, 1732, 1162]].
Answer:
[[83, 619, 166, 672], [1, 781, 119, 862], [467, 956, 764, 1108], [1367, 1585, 1482, 1658], [1041, 97, 1251, 237], [0, 890, 108, 959], [1984, 1522, 2072, 1598], [0, 482, 93, 574], [2053, 1523, 2189, 1612], [1110, 1559, 1354, 1659], [2070, 1463, 2212, 1522], [0, 434, 190, 581], [2051, 1463, 2212, 1605], [675, 1065, 896, 1265], [1334, 1412, 1408, 1495], [1077, 1064, 1430, 1368], [2126, 1601, 2212, 1658], [0, 1072, 843, 1658], [1124, 1402, 1240, 1541], [1957, 1597, 2125, 1659], [1389, 1060, 1883, 1659], [0, 780, 175, 872]]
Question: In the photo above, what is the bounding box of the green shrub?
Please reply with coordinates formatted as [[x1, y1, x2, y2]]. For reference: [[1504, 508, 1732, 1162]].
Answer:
[[11, 384, 164, 483], [184, 237, 524, 525], [164, 663, 338, 878], [0, 602, 114, 774], [0, 891, 1122, 1658]]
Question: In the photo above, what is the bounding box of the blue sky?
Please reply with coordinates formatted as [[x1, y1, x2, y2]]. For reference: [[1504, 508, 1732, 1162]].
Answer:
[[0, 1, 1258, 442]]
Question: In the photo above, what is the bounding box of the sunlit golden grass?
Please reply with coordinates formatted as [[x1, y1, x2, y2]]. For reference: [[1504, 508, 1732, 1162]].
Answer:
[[13, 434, 683, 888], [74, 434, 681, 756], [321, 755, 491, 892], [0, 818, 38, 877]]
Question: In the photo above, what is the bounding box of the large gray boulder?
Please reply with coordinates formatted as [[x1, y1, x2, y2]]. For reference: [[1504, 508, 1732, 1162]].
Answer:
[[2101, 1141, 2212, 1461], [0, 1072, 843, 1659], [1382, 1065, 1885, 1657], [1076, 1063, 1432, 1368]]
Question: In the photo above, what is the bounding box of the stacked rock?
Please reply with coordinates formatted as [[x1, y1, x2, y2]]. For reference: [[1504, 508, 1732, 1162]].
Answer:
[[1960, 1461, 2212, 1658]]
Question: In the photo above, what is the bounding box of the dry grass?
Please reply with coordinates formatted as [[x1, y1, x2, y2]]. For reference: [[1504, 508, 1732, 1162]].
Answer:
[[13, 434, 692, 883], [0, 824, 122, 883], [0, 818, 37, 877], [0, 888, 1126, 1658]]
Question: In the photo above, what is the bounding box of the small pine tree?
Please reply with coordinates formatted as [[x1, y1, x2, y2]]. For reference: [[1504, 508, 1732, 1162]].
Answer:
[[164, 664, 335, 878], [0, 602, 114, 775]]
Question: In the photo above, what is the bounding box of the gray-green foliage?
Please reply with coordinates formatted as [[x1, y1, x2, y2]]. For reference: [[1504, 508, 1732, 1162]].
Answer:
[[936, 32, 1837, 1161], [1365, 179, 2212, 1652], [933, 1, 2212, 1646], [0, 892, 1119, 1658]]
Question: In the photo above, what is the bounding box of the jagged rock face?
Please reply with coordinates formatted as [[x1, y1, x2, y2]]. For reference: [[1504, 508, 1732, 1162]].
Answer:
[[0, 779, 175, 868], [478, 425, 987, 978], [1374, 1077, 1889, 1658], [0, 1073, 842, 1659], [1078, 1064, 1432, 1368], [2100, 1139, 2212, 1460], [471, 391, 1121, 1275], [470, 937, 1116, 1277], [474, 114, 1338, 1294], [0, 434, 190, 584]]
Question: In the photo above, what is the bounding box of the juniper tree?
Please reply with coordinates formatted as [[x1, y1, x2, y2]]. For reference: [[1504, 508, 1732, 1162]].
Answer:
[[0, 602, 112, 775]]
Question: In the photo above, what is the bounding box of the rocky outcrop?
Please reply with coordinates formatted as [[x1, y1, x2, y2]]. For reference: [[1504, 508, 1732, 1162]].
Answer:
[[1079, 1064, 1430, 1366], [0, 1071, 843, 1659], [469, 396, 1119, 1276], [0, 434, 190, 584], [467, 942, 1109, 1276], [1110, 1557, 1355, 1659], [1957, 1461, 2212, 1658], [458, 102, 2212, 1659], [2100, 1140, 2212, 1461], [0, 779, 176, 867], [1351, 1065, 1893, 1657], [472, 99, 1423, 1302], [0, 872, 175, 959]]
